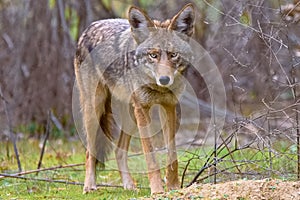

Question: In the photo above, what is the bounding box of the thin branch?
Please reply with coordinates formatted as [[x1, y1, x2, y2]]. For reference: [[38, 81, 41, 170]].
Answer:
[[291, 53, 300, 180], [50, 111, 64, 132], [181, 158, 191, 188], [2, 33, 14, 50], [195, 162, 250, 183], [219, 135, 242, 175], [0, 86, 22, 172], [37, 110, 52, 172], [256, 19, 293, 89], [0, 173, 126, 188], [187, 138, 255, 187], [223, 47, 249, 68], [0, 163, 84, 179], [213, 88, 217, 184]]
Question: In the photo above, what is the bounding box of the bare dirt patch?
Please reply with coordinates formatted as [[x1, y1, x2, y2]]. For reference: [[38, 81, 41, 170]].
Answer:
[[148, 179, 300, 200]]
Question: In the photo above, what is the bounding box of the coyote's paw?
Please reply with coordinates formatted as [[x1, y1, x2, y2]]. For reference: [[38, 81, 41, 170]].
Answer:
[[123, 180, 136, 190], [83, 184, 97, 194], [150, 185, 164, 195], [166, 181, 179, 191], [151, 189, 164, 195], [167, 184, 179, 191]]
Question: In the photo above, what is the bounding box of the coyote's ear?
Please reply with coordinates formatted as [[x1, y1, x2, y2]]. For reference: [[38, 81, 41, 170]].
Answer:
[[169, 3, 195, 37], [128, 6, 155, 43]]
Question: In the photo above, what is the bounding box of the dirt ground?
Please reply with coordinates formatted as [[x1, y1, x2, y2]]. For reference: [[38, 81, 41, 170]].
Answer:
[[149, 179, 300, 200]]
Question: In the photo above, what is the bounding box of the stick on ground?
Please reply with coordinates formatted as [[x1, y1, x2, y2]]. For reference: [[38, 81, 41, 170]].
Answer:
[[37, 110, 51, 172]]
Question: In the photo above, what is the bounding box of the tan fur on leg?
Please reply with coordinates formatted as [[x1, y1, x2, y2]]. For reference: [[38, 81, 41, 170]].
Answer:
[[134, 105, 164, 194], [160, 104, 179, 190], [115, 131, 136, 190]]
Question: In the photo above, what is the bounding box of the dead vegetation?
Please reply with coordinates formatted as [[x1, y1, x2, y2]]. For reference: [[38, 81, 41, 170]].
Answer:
[[151, 179, 300, 200]]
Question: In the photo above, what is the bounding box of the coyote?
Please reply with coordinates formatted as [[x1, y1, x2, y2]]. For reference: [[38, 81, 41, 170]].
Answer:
[[74, 3, 195, 194]]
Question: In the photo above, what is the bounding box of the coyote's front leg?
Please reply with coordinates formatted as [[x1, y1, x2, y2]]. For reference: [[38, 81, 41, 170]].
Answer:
[[160, 104, 179, 190], [133, 105, 164, 194]]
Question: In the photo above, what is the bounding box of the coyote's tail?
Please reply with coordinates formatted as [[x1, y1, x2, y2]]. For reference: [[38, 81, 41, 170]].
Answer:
[[96, 92, 114, 165]]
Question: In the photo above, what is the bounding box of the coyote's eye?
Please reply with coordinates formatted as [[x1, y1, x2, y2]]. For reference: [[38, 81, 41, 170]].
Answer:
[[170, 52, 178, 58], [149, 53, 158, 59]]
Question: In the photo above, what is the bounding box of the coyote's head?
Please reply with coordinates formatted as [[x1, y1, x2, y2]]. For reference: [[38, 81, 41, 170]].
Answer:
[[128, 4, 195, 87]]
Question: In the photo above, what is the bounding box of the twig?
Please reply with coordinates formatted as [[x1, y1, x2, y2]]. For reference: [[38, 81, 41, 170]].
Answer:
[[0, 163, 84, 179], [223, 47, 249, 68], [50, 111, 64, 132], [180, 136, 241, 187], [256, 19, 293, 89], [212, 87, 217, 184], [219, 135, 242, 175], [297, 98, 300, 180], [283, 1, 300, 20], [292, 58, 300, 180], [187, 138, 255, 187], [37, 110, 52, 172], [267, 112, 273, 177], [181, 158, 191, 188], [2, 33, 14, 49], [0, 86, 22, 172], [0, 173, 126, 188], [195, 162, 250, 183]]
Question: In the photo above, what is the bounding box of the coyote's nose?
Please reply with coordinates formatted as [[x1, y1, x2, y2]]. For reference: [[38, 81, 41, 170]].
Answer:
[[159, 76, 170, 85]]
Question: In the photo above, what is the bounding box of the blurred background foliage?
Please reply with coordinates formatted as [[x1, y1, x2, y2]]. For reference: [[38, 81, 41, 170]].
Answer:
[[0, 0, 299, 139]]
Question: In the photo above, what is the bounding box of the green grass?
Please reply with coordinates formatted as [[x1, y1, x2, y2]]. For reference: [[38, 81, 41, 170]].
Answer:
[[1, 179, 148, 199], [0, 139, 151, 199], [0, 137, 298, 199]]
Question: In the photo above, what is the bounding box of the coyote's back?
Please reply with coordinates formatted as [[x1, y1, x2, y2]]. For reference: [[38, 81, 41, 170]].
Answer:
[[74, 4, 195, 194]]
